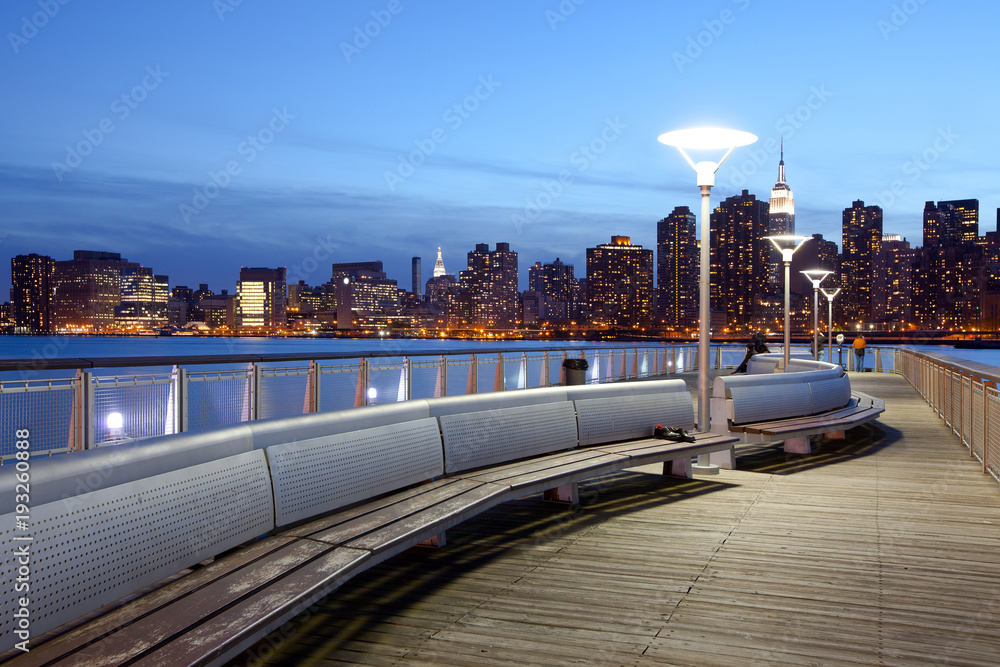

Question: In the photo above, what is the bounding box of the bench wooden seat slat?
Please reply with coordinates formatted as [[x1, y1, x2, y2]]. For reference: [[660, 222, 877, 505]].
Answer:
[[339, 484, 509, 559], [458, 449, 623, 484], [19, 540, 370, 667], [129, 546, 372, 667], [8, 535, 299, 667], [592, 433, 738, 467], [293, 479, 494, 545]]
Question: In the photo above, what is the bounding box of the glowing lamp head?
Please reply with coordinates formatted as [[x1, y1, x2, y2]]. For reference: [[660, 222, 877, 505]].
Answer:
[[107, 412, 124, 430], [367, 388, 377, 401]]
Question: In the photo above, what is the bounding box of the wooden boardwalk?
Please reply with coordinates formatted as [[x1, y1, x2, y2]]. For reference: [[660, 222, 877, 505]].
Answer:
[[230, 373, 1000, 666]]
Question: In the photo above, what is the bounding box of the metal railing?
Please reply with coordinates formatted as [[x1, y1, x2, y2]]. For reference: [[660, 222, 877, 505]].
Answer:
[[1, 344, 714, 460], [0, 341, 907, 462], [898, 348, 1000, 487]]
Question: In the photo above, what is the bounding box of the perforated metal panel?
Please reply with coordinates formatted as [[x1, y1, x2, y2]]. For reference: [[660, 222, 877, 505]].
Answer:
[[810, 377, 851, 414], [266, 418, 443, 527], [439, 402, 578, 474], [0, 450, 273, 653], [730, 384, 812, 424], [575, 393, 694, 446]]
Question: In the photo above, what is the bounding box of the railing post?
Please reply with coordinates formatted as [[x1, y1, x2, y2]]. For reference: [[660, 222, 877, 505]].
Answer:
[[253, 363, 263, 419], [466, 354, 478, 394], [541, 351, 550, 387], [82, 371, 94, 450], [714, 345, 722, 370], [305, 360, 319, 413], [558, 351, 567, 386], [653, 348, 659, 376], [405, 357, 412, 401], [493, 353, 505, 392], [434, 355, 447, 397], [174, 366, 188, 432]]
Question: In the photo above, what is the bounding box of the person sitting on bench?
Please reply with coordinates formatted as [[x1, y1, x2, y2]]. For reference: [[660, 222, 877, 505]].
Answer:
[[733, 331, 769, 374]]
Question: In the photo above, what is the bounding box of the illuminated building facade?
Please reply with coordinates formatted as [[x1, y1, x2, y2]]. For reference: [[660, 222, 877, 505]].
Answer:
[[840, 201, 883, 325], [331, 261, 400, 318], [767, 141, 795, 290], [917, 199, 984, 328], [115, 267, 169, 330], [11, 253, 54, 334], [924, 199, 979, 248], [51, 251, 133, 332], [656, 206, 697, 329], [710, 191, 770, 327], [237, 267, 287, 331], [460, 243, 519, 329], [432, 247, 446, 278], [874, 234, 914, 327], [528, 258, 576, 322], [586, 236, 653, 329]]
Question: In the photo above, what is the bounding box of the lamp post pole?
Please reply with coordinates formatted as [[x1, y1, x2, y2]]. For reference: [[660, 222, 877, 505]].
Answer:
[[800, 271, 832, 361], [766, 236, 808, 366], [659, 127, 757, 475], [799, 270, 833, 361], [821, 287, 841, 364]]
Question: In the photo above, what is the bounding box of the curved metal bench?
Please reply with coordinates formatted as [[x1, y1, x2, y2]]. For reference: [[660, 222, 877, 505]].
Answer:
[[711, 358, 884, 462], [0, 379, 737, 666]]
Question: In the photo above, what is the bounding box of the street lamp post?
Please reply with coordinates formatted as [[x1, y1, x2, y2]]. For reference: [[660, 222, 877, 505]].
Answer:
[[800, 270, 833, 360], [764, 235, 809, 366], [659, 127, 757, 474], [821, 287, 841, 364]]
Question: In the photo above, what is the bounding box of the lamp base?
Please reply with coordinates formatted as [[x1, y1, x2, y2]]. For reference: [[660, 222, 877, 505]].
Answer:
[[691, 462, 720, 475]]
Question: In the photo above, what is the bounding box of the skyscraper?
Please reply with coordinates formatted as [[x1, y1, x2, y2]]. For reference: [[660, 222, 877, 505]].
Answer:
[[924, 199, 979, 248], [874, 234, 914, 327], [116, 267, 169, 330], [767, 141, 795, 290], [51, 251, 136, 332], [586, 236, 653, 329], [840, 201, 883, 325], [411, 257, 422, 297], [656, 206, 697, 329], [710, 191, 770, 327], [528, 258, 576, 321], [433, 247, 446, 278], [11, 253, 54, 334], [237, 267, 287, 331], [459, 242, 519, 329]]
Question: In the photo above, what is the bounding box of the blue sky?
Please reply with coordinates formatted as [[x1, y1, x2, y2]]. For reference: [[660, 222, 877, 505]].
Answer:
[[2, 0, 998, 294]]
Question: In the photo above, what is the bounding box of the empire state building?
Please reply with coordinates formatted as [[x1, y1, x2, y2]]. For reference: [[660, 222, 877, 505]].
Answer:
[[767, 141, 795, 289]]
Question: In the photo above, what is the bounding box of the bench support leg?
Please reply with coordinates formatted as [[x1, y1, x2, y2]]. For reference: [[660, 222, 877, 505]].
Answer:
[[544, 482, 579, 505], [664, 457, 692, 479], [418, 531, 447, 548], [783, 437, 812, 455], [709, 447, 735, 469], [825, 430, 846, 440]]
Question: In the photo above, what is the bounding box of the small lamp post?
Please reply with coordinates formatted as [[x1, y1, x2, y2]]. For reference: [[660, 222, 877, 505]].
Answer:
[[764, 235, 809, 365], [659, 126, 757, 474], [800, 270, 833, 360], [820, 287, 841, 364]]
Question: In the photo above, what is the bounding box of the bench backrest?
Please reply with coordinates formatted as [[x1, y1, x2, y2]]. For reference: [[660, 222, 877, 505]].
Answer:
[[570, 380, 694, 446], [248, 401, 431, 449], [715, 366, 851, 425], [438, 402, 579, 474], [265, 417, 444, 527], [0, 450, 274, 651]]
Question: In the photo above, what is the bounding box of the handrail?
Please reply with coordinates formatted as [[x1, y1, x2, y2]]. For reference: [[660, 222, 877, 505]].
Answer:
[[898, 347, 1000, 487]]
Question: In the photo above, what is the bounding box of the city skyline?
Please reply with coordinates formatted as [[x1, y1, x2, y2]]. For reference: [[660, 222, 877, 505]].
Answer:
[[2, 1, 999, 293]]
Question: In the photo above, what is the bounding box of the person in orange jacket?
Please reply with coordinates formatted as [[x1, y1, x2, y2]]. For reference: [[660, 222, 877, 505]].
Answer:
[[853, 335, 867, 371]]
